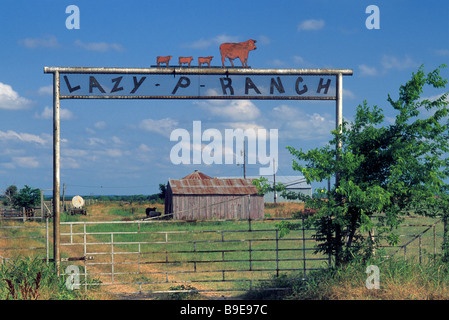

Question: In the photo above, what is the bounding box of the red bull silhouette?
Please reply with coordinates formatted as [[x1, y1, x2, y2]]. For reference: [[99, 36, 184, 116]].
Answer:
[[219, 39, 257, 68]]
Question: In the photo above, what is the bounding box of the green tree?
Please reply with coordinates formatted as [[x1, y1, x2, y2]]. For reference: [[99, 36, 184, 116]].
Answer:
[[280, 65, 449, 264], [252, 177, 286, 197], [14, 185, 41, 210], [2, 185, 18, 206], [158, 183, 167, 200]]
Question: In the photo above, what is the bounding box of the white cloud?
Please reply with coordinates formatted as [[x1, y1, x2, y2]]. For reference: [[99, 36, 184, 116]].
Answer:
[[62, 148, 88, 157], [272, 105, 301, 120], [270, 59, 287, 67], [139, 118, 179, 137], [272, 105, 334, 140], [221, 122, 266, 131], [88, 137, 106, 146], [18, 35, 60, 48], [61, 157, 80, 169], [13, 157, 39, 168], [138, 144, 152, 152], [196, 100, 260, 121], [359, 55, 418, 77], [182, 34, 240, 49], [343, 88, 356, 100], [0, 130, 49, 145], [112, 136, 123, 144], [297, 19, 325, 31], [436, 49, 449, 56], [0, 83, 32, 110], [104, 149, 122, 157], [38, 85, 53, 96], [381, 55, 418, 71], [359, 64, 378, 76], [35, 106, 74, 120], [257, 35, 271, 45], [293, 56, 315, 68], [94, 121, 107, 129], [75, 39, 124, 52]]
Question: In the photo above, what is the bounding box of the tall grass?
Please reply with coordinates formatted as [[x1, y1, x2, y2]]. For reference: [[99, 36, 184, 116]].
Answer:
[[244, 255, 449, 300], [0, 257, 101, 300]]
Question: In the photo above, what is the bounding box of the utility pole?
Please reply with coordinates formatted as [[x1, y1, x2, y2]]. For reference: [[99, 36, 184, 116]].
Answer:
[[241, 140, 246, 179], [273, 158, 277, 204]]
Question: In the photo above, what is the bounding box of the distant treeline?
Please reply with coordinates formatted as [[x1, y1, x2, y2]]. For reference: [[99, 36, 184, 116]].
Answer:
[[41, 193, 164, 204]]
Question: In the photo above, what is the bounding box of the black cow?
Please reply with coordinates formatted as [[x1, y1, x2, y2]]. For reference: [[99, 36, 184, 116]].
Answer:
[[145, 207, 162, 219], [147, 211, 162, 218], [145, 207, 156, 217]]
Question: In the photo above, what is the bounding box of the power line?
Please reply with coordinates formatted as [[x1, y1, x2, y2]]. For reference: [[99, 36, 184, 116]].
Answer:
[[65, 184, 153, 189]]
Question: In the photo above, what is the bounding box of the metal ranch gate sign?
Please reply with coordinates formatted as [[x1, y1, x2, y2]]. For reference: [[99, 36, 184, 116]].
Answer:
[[44, 66, 352, 269], [46, 67, 352, 100]]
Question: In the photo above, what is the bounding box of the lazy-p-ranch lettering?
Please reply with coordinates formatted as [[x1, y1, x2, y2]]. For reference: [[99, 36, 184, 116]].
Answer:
[[59, 73, 336, 99]]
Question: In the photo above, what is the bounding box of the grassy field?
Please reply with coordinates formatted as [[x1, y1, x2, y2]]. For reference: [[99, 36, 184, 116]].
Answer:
[[56, 201, 326, 297], [1, 200, 446, 299]]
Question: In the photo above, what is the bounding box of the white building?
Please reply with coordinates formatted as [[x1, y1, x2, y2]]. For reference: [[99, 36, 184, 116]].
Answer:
[[219, 176, 312, 203]]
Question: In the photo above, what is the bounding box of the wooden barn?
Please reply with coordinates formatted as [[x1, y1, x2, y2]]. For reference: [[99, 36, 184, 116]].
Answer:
[[165, 170, 264, 220]]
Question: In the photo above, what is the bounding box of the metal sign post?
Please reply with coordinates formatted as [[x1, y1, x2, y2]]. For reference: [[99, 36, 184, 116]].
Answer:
[[44, 66, 352, 269], [52, 70, 61, 273]]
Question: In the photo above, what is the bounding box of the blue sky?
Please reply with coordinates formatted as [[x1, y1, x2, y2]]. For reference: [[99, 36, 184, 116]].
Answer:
[[0, 0, 448, 196]]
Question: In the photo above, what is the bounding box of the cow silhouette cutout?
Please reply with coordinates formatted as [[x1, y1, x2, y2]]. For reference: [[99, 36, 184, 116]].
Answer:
[[179, 56, 194, 67], [198, 56, 213, 67], [156, 56, 172, 67], [219, 39, 257, 68]]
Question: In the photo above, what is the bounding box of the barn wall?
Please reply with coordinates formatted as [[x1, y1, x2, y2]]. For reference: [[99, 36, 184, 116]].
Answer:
[[171, 194, 264, 220]]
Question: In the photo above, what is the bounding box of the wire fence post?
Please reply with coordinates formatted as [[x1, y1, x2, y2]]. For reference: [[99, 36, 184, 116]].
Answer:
[[275, 230, 279, 277], [83, 223, 87, 291], [111, 233, 114, 284], [302, 217, 307, 279], [419, 234, 422, 264]]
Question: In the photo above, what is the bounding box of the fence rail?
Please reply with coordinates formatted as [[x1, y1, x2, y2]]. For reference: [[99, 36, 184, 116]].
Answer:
[[60, 218, 330, 296], [0, 217, 50, 263], [0, 211, 443, 297]]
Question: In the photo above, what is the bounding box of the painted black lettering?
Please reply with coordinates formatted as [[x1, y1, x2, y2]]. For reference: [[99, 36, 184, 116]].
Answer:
[[270, 77, 285, 94], [245, 77, 261, 94], [295, 77, 308, 95], [63, 75, 80, 93], [130, 76, 146, 94], [89, 76, 105, 94], [111, 76, 124, 93], [317, 78, 331, 94], [171, 76, 191, 94], [219, 77, 234, 95]]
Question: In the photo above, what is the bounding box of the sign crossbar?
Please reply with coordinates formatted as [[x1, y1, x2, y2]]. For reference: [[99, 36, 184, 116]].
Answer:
[[44, 66, 353, 272], [45, 67, 352, 101]]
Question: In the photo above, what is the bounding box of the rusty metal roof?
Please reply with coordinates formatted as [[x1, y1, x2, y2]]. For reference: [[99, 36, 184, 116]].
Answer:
[[168, 177, 259, 195], [181, 170, 213, 180]]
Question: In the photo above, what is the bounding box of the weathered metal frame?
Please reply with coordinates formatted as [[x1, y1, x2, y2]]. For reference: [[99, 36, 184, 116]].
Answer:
[[45, 67, 352, 101], [60, 217, 330, 295], [44, 66, 353, 272]]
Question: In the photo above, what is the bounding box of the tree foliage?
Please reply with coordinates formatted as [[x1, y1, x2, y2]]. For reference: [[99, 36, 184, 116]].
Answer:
[[15, 185, 41, 210], [251, 177, 286, 196], [2, 185, 40, 210], [280, 65, 449, 264], [2, 185, 18, 206]]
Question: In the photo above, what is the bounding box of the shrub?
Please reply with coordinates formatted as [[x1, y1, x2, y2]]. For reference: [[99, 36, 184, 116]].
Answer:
[[0, 257, 100, 300]]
